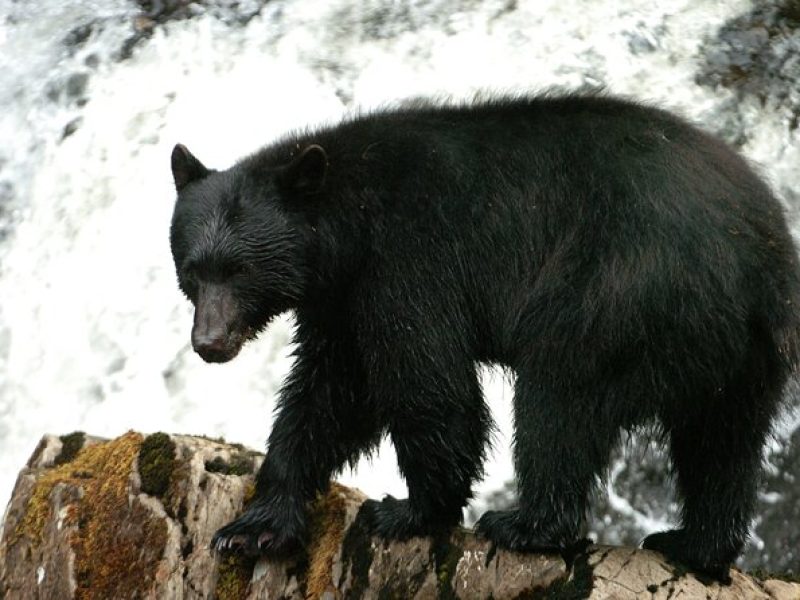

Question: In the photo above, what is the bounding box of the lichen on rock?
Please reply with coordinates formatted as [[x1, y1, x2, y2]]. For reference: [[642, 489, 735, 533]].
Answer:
[[3, 432, 799, 599], [4, 432, 173, 599], [305, 483, 362, 598]]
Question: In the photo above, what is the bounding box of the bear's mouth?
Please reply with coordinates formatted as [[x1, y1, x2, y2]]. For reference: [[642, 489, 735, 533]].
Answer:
[[192, 335, 244, 363], [192, 324, 256, 364]]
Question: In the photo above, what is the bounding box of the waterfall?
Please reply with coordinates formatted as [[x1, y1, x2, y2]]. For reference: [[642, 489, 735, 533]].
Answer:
[[1, 0, 798, 568]]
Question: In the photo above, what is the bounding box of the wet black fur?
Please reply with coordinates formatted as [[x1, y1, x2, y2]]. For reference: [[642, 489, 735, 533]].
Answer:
[[169, 93, 800, 581]]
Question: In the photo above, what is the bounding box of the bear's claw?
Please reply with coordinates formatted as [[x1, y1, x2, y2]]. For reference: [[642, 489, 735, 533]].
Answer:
[[210, 498, 305, 557]]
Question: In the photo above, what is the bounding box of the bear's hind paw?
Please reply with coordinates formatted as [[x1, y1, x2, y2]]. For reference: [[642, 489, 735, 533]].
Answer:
[[642, 529, 734, 584], [475, 509, 588, 560], [361, 496, 460, 540]]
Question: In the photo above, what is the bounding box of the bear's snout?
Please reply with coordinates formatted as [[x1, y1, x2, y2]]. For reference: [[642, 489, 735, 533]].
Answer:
[[191, 282, 243, 363], [193, 333, 236, 363]]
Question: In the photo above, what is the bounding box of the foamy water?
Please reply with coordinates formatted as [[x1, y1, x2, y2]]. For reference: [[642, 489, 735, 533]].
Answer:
[[1, 0, 797, 534]]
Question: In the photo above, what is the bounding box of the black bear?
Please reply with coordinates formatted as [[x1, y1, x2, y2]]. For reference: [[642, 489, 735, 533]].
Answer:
[[169, 93, 800, 581]]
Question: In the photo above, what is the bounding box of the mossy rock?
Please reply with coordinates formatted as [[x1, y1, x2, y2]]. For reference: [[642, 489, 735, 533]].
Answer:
[[54, 431, 86, 466], [138, 432, 176, 497]]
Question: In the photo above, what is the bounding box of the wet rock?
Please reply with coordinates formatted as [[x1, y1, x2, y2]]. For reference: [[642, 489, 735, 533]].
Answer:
[[117, 0, 269, 61], [0, 181, 15, 244], [627, 32, 657, 54], [83, 54, 100, 69], [742, 426, 800, 575], [4, 431, 794, 598], [63, 22, 94, 48], [624, 22, 665, 56], [135, 0, 266, 25], [65, 72, 89, 100], [46, 72, 91, 105], [329, 0, 491, 42], [697, 0, 800, 125], [61, 117, 82, 140], [137, 0, 197, 22], [587, 438, 679, 546]]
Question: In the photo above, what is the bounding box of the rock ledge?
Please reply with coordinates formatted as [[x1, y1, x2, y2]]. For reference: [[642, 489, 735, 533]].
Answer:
[[1, 432, 797, 599]]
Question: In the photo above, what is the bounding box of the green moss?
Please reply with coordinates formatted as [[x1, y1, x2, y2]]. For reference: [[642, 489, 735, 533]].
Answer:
[[138, 432, 176, 497], [54, 431, 86, 465], [748, 568, 800, 583], [191, 433, 227, 444], [14, 432, 169, 599], [432, 530, 464, 599], [16, 433, 139, 546], [162, 457, 190, 519], [214, 555, 255, 600], [242, 481, 256, 504], [204, 452, 254, 476]]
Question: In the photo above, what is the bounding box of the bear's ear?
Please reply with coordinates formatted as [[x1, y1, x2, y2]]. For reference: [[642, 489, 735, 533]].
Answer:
[[171, 144, 210, 191], [277, 144, 328, 195]]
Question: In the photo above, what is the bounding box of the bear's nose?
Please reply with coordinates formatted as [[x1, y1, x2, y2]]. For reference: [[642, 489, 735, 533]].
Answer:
[[191, 281, 239, 363], [192, 334, 232, 363]]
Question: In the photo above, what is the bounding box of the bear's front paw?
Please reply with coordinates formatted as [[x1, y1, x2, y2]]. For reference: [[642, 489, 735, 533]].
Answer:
[[475, 509, 590, 561], [642, 529, 734, 584], [211, 497, 306, 557], [361, 496, 459, 540]]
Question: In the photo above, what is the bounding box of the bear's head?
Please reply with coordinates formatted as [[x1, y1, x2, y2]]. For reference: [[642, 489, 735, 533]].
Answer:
[[169, 143, 327, 363]]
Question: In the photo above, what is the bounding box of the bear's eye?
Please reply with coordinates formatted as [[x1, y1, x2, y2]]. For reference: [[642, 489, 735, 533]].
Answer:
[[228, 263, 251, 279], [182, 263, 198, 283], [179, 263, 199, 296]]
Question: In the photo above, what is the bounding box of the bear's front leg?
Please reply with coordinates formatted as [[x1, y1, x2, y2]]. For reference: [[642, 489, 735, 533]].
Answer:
[[212, 325, 380, 557]]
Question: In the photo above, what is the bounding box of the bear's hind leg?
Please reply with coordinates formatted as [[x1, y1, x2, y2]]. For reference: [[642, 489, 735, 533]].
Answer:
[[476, 376, 618, 554], [644, 376, 783, 582]]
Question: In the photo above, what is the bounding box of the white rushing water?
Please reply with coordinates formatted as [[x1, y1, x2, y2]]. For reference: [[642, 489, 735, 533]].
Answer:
[[1, 0, 798, 527]]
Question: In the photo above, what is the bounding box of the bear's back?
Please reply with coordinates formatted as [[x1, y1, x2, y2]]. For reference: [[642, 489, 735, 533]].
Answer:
[[246, 95, 800, 381]]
